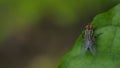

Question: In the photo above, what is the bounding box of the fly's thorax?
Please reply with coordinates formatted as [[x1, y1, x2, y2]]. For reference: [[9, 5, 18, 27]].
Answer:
[[84, 29, 94, 41]]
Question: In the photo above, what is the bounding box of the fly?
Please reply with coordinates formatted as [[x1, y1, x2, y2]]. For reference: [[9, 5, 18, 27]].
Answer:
[[81, 24, 96, 55]]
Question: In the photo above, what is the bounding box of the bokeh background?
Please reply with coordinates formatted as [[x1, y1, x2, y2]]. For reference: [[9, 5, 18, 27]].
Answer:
[[0, 0, 120, 68]]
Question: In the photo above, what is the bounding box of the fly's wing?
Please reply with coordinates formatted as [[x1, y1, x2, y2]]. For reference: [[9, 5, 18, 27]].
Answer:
[[89, 44, 97, 55], [81, 39, 92, 55], [80, 44, 88, 55], [81, 47, 87, 55]]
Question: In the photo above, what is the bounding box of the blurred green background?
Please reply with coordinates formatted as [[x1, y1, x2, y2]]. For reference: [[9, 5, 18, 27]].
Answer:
[[0, 0, 120, 68]]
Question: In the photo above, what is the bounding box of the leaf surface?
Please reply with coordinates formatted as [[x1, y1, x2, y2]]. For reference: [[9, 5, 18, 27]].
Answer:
[[59, 4, 120, 68]]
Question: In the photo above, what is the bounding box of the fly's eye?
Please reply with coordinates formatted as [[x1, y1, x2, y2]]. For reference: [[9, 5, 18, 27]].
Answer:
[[89, 25, 94, 29], [84, 25, 89, 29]]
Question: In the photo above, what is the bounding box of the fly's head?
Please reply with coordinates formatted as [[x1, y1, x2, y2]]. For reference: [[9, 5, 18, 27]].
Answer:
[[84, 24, 94, 30]]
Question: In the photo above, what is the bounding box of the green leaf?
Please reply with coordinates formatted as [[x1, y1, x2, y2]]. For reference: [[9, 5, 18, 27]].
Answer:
[[59, 4, 120, 68]]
